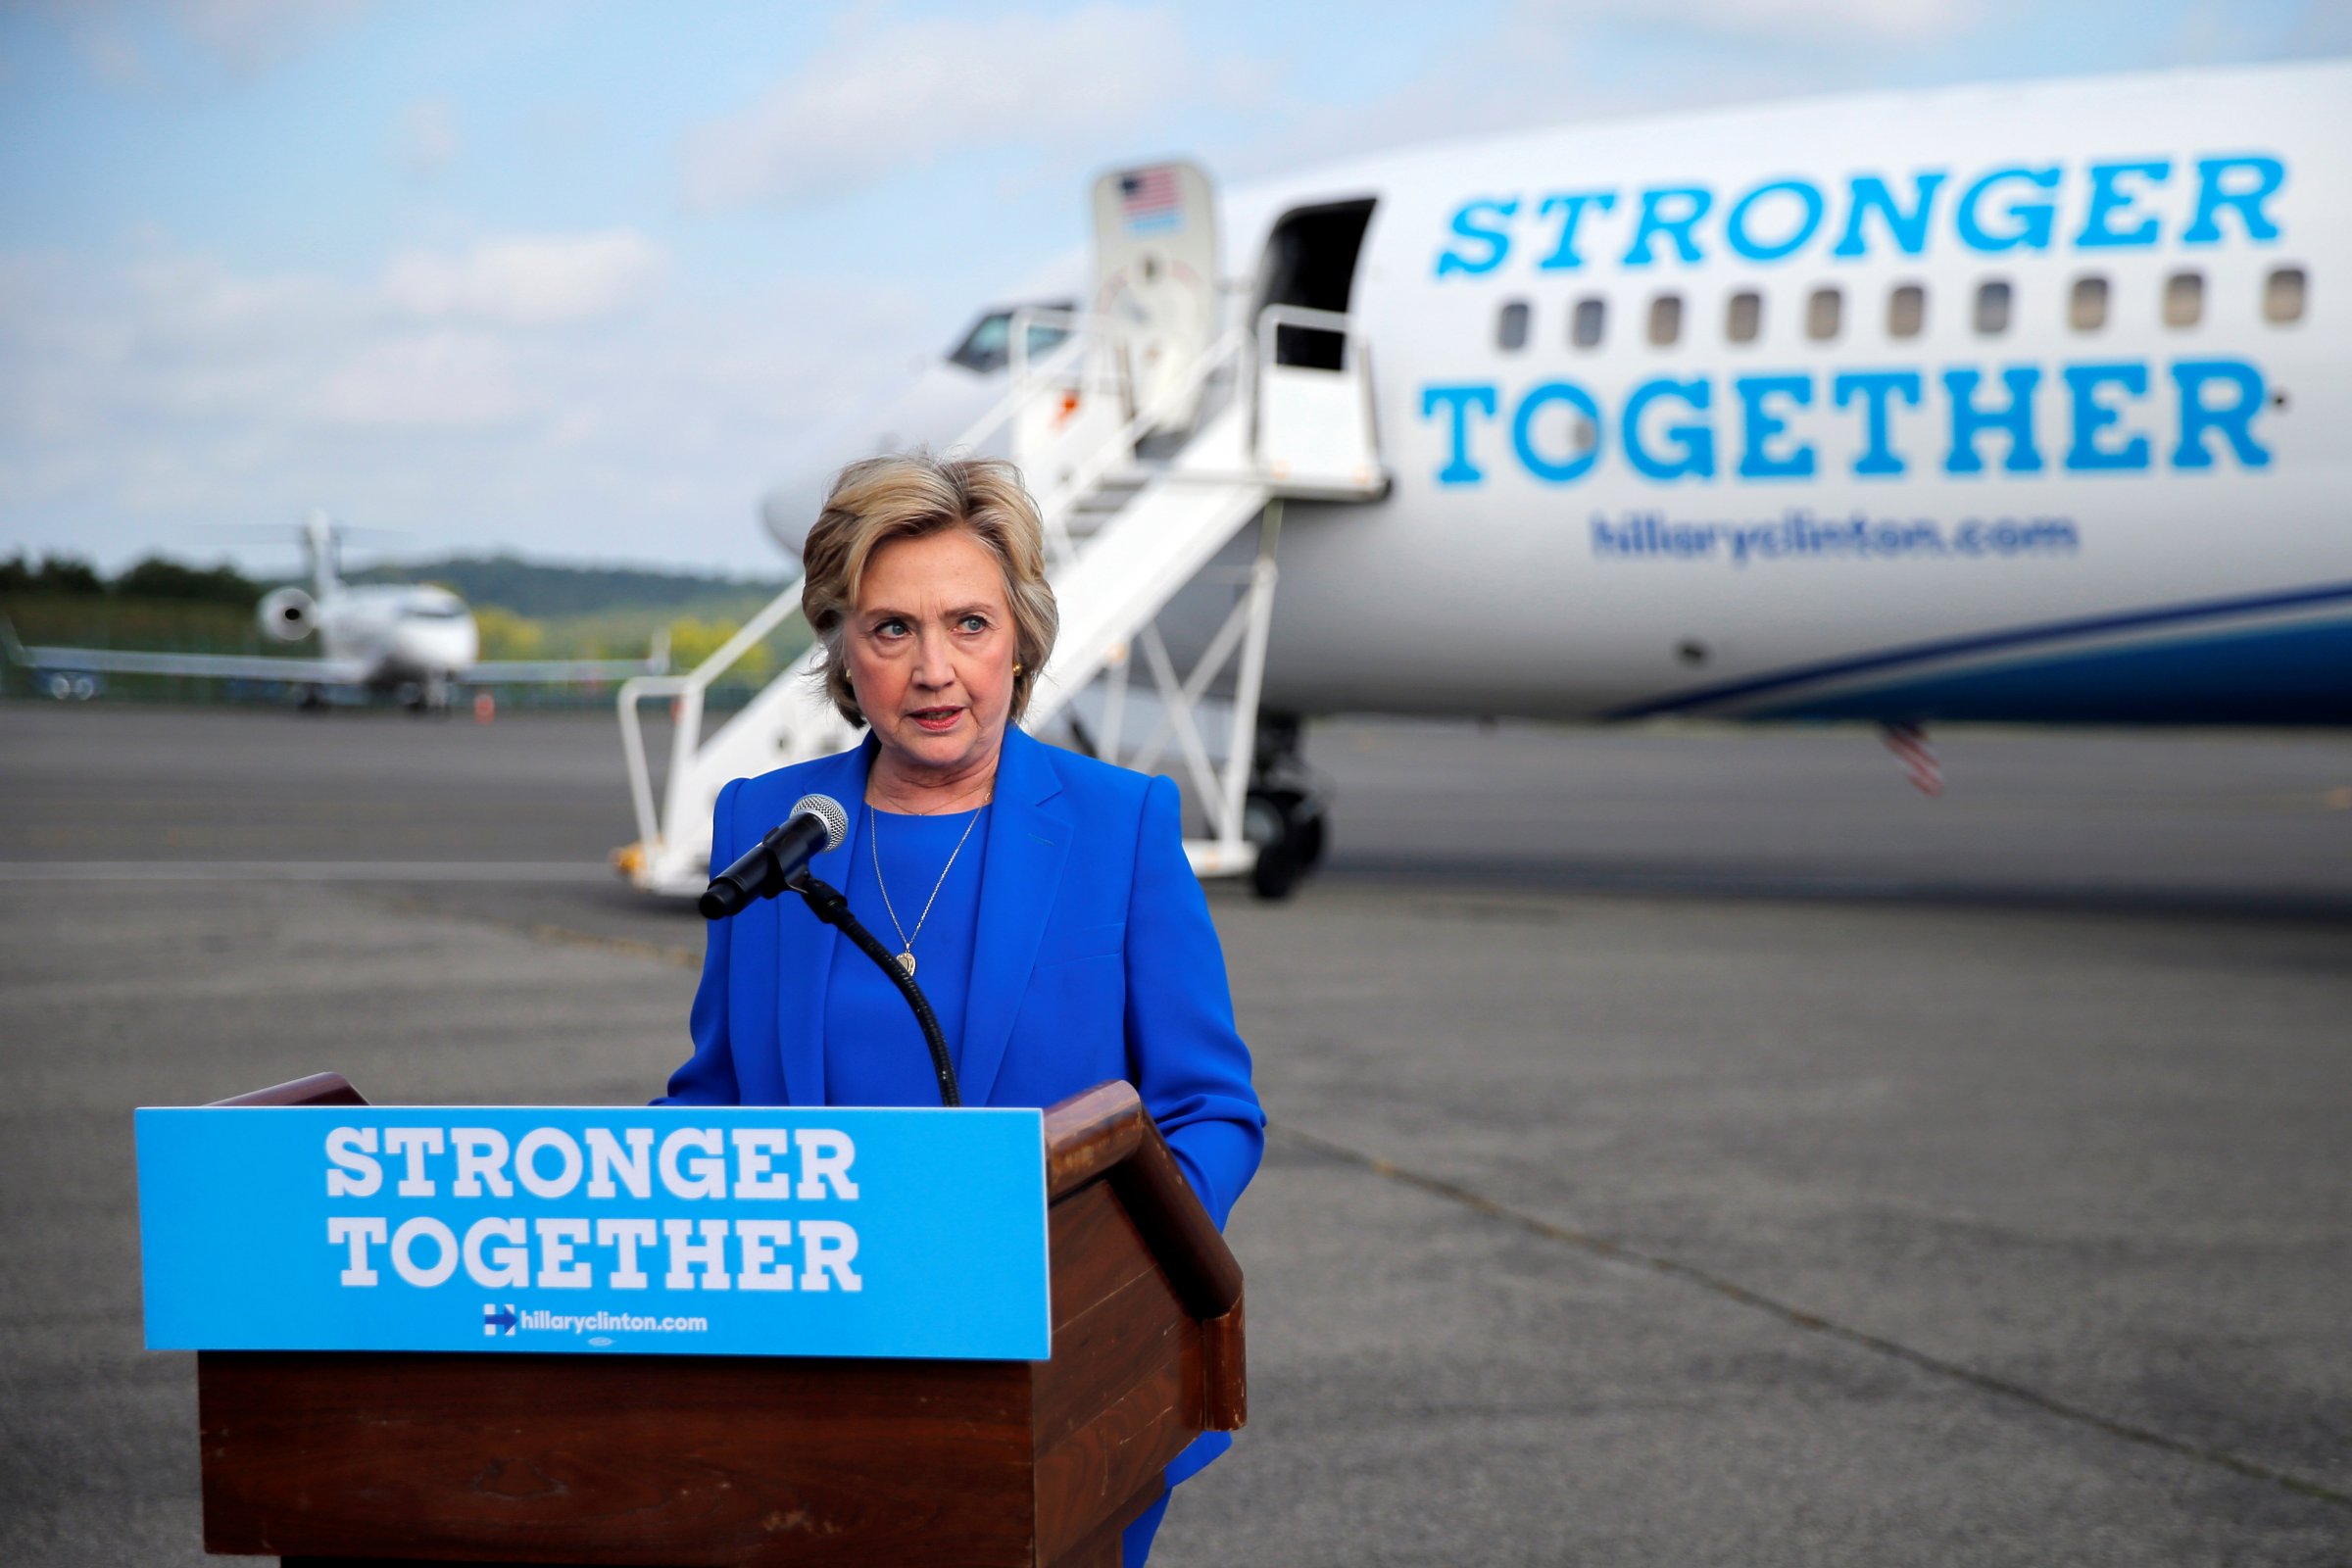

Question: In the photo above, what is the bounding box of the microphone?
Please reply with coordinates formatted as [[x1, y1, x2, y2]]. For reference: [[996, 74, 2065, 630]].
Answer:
[[699, 793, 849, 919], [697, 790, 960, 1105]]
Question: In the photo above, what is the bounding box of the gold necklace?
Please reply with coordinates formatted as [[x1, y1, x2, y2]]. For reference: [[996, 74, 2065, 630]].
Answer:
[[868, 793, 987, 976]]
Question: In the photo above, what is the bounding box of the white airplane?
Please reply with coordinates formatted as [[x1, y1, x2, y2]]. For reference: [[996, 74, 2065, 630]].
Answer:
[[9, 512, 668, 711], [623, 60, 2350, 897]]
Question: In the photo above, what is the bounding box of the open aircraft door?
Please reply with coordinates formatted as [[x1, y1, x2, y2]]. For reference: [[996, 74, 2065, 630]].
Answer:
[[1090, 161, 1220, 436], [1250, 196, 1383, 494]]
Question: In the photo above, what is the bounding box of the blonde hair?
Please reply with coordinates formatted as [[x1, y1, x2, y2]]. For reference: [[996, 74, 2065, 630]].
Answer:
[[801, 452, 1058, 728]]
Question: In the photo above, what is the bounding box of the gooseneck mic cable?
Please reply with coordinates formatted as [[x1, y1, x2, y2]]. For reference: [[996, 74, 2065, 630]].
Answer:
[[788, 874, 960, 1108], [699, 793, 962, 1107]]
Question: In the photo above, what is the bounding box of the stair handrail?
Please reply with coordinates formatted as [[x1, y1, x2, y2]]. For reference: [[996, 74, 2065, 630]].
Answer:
[[616, 576, 808, 854], [620, 313, 1105, 864], [1253, 303, 1362, 374], [1250, 303, 1380, 490], [618, 304, 1320, 875], [1006, 305, 1124, 393], [941, 311, 1104, 457], [1035, 324, 1253, 564]]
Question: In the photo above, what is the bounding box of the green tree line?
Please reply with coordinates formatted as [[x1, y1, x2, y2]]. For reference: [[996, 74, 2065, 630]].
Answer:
[[1, 552, 261, 606], [347, 554, 786, 617]]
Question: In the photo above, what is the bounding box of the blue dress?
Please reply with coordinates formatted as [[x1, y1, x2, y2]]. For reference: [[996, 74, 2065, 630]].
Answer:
[[822, 804, 991, 1106]]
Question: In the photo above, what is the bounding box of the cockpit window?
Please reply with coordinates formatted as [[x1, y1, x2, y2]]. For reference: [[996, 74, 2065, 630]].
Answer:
[[409, 602, 467, 620], [947, 303, 1075, 373]]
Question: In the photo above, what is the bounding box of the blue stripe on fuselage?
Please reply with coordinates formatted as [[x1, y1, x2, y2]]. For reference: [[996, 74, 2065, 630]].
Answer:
[[1611, 581, 2352, 725]]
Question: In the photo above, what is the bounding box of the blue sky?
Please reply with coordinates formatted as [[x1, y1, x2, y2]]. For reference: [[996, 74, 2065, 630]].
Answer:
[[2, 0, 2343, 578]]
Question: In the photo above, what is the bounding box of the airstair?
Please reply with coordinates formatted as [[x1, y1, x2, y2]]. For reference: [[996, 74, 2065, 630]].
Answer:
[[615, 237, 1386, 899]]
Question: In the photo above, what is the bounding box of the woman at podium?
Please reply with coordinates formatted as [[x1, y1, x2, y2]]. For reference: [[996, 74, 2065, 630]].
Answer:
[[659, 452, 1265, 1564]]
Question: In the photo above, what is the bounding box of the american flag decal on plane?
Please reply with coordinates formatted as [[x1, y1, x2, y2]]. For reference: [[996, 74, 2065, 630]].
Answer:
[[1119, 167, 1182, 235]]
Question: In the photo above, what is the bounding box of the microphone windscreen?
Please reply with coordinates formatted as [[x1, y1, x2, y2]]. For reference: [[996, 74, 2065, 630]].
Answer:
[[792, 793, 850, 852]]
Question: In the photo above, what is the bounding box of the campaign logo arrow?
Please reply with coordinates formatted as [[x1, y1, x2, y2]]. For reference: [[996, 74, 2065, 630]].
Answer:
[[483, 1303, 518, 1337]]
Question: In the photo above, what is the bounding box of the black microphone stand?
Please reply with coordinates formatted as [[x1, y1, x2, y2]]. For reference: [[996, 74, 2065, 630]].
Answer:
[[788, 874, 962, 1108]]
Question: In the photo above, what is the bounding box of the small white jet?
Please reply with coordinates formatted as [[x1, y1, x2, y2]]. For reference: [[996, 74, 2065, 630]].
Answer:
[[8, 513, 668, 711]]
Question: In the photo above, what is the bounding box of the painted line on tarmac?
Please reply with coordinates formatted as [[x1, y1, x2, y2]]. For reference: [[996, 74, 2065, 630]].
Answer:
[[362, 892, 702, 972], [0, 860, 611, 882], [1272, 1121, 2352, 1512]]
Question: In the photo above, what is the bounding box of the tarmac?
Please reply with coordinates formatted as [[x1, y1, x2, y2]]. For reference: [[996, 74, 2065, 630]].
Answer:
[[2, 701, 2348, 1566]]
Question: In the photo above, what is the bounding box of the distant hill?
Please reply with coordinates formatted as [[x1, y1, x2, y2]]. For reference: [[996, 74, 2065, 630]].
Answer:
[[347, 554, 788, 617]]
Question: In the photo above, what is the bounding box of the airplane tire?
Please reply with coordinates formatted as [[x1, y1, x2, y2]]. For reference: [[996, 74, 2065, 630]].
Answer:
[[1291, 795, 1328, 872], [1247, 788, 1324, 901]]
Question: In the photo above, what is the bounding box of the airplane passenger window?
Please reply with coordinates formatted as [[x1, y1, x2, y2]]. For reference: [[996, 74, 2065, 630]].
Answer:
[[2265, 267, 2307, 323], [1571, 297, 1605, 348], [1805, 287, 1841, 342], [1726, 290, 1762, 344], [1497, 300, 1532, 351], [1974, 279, 2012, 335], [1648, 293, 1682, 347], [1886, 284, 1924, 339], [2164, 270, 2203, 328], [2069, 275, 2109, 332]]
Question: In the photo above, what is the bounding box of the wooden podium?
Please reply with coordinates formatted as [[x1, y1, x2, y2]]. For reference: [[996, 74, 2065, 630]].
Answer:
[[192, 1075, 1245, 1567]]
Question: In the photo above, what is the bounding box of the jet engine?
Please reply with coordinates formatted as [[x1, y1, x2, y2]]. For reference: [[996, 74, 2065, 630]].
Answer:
[[257, 586, 318, 642]]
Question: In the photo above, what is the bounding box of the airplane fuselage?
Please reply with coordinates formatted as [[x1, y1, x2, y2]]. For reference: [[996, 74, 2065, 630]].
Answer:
[[1223, 63, 2349, 725], [314, 584, 481, 689]]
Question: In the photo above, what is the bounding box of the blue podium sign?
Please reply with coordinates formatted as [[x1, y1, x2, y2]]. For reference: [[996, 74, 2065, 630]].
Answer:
[[135, 1105, 1050, 1360]]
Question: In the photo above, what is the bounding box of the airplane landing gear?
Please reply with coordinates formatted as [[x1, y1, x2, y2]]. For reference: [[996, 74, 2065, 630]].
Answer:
[[406, 676, 453, 715], [1244, 713, 1328, 901], [1246, 787, 1326, 899]]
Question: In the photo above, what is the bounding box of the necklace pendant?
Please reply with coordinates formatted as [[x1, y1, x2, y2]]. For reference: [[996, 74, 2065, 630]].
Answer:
[[897, 950, 916, 977]]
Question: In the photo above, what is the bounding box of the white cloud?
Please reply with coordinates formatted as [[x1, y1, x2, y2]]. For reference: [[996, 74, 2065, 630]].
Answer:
[[68, 16, 152, 87], [123, 253, 345, 349], [397, 97, 462, 174], [1212, 0, 2011, 182], [316, 332, 527, 428], [44, 0, 368, 84], [167, 0, 368, 74], [0, 239, 929, 572], [683, 4, 1258, 210], [1558, 0, 1973, 43], [383, 231, 665, 326]]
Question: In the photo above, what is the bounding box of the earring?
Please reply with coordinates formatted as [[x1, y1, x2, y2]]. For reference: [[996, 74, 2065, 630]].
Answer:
[[1013, 662, 1025, 676]]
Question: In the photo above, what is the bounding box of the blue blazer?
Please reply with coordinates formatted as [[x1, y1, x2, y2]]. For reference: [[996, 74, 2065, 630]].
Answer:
[[660, 723, 1266, 1234], [661, 727, 1266, 1489]]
